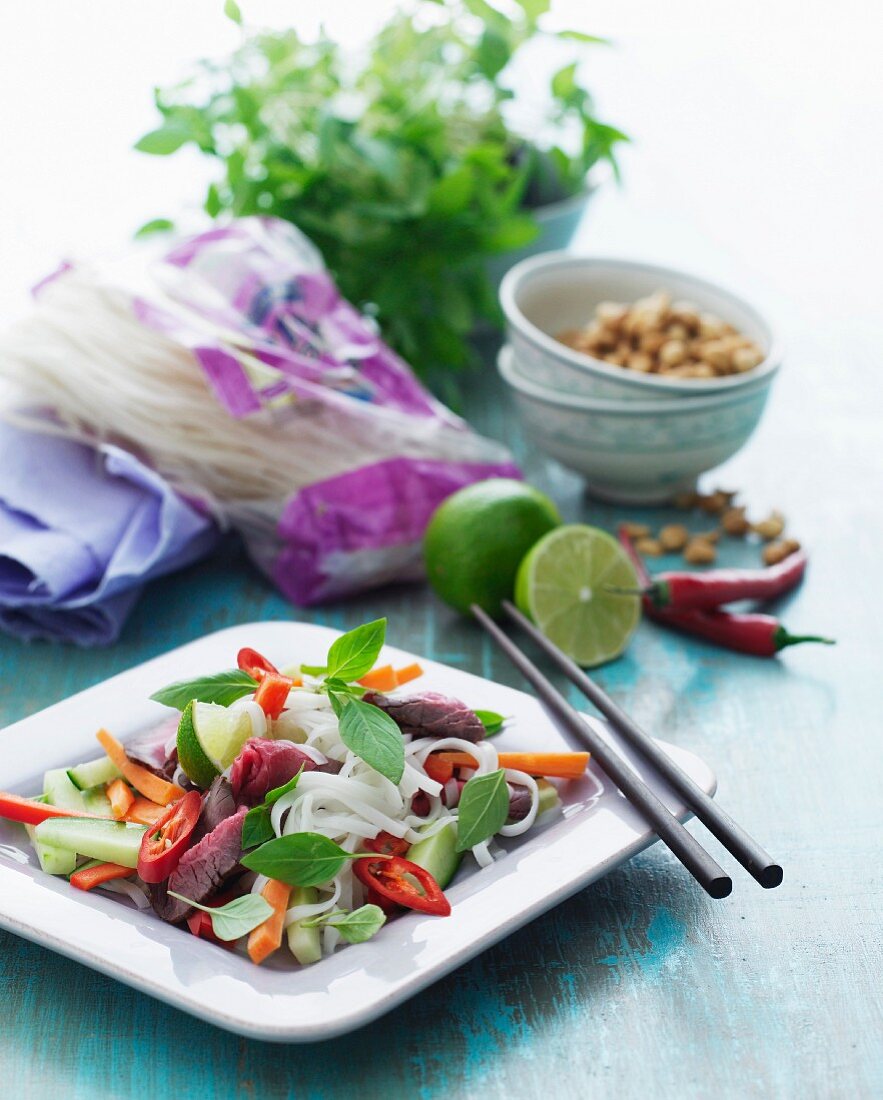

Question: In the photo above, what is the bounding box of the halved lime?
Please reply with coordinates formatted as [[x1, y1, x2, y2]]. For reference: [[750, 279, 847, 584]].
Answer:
[[177, 700, 252, 787], [515, 525, 641, 667]]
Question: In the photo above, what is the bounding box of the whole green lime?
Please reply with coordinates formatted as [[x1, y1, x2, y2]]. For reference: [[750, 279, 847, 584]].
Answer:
[[423, 478, 561, 616]]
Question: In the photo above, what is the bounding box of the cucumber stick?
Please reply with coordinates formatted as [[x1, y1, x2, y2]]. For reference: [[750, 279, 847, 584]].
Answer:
[[82, 785, 113, 817], [67, 756, 121, 790], [536, 778, 561, 817], [43, 768, 88, 812], [24, 824, 77, 876], [34, 818, 145, 868], [407, 821, 462, 889], [287, 887, 322, 965]]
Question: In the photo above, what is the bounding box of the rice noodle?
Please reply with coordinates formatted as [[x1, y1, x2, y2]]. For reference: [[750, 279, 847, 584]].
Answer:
[[101, 879, 151, 909]]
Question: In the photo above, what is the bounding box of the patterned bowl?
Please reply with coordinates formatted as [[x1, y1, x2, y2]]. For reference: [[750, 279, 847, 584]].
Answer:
[[498, 345, 775, 504], [499, 254, 782, 402]]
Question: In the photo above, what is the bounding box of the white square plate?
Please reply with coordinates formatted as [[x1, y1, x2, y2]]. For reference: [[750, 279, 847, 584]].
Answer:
[[0, 622, 716, 1041]]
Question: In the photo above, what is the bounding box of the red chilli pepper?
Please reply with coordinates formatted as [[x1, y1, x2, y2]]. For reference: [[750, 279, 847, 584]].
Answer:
[[618, 527, 833, 657], [237, 647, 279, 682], [634, 549, 809, 611], [354, 855, 451, 916], [136, 789, 201, 884], [364, 831, 411, 857], [253, 672, 295, 720]]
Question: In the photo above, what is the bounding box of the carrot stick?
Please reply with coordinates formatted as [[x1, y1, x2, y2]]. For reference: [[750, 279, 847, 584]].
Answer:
[[393, 662, 424, 687], [96, 729, 184, 806], [106, 778, 135, 820], [436, 751, 590, 780], [124, 796, 167, 827], [247, 879, 292, 965], [0, 791, 102, 826], [357, 665, 398, 691], [70, 862, 135, 891]]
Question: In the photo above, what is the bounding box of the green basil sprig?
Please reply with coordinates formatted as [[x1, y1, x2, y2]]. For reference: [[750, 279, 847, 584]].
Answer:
[[324, 618, 387, 682], [302, 904, 387, 944], [241, 831, 375, 888], [150, 669, 257, 710], [241, 767, 304, 850], [455, 768, 510, 852], [167, 892, 272, 940]]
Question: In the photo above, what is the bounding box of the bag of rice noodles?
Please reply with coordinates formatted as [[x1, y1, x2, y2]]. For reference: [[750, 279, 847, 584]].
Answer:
[[0, 217, 518, 604]]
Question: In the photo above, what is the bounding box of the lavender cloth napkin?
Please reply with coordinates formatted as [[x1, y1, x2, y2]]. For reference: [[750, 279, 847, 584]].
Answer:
[[0, 423, 218, 646]]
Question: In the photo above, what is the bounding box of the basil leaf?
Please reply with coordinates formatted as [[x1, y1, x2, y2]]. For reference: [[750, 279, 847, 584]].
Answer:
[[241, 808, 275, 850], [474, 710, 506, 736], [150, 669, 257, 709], [242, 767, 304, 850], [167, 892, 272, 941], [299, 664, 327, 677], [338, 698, 405, 784], [455, 768, 510, 851], [304, 904, 386, 944], [325, 619, 386, 683], [241, 832, 355, 887]]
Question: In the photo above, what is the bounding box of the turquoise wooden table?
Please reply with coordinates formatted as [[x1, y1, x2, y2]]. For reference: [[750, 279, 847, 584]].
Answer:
[[2, 5, 882, 1095], [2, 341, 881, 1095]]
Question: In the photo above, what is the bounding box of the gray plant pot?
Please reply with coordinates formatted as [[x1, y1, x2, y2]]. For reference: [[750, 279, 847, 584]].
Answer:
[[484, 185, 594, 290]]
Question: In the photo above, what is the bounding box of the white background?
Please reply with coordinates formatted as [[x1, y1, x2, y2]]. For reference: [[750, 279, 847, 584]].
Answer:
[[1, 0, 880, 323]]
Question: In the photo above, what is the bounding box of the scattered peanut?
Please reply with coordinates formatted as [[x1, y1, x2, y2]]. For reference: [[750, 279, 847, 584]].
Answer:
[[557, 292, 765, 380], [753, 510, 786, 541], [698, 490, 734, 514], [621, 521, 652, 539], [634, 537, 664, 557], [658, 524, 690, 552], [696, 529, 722, 544], [684, 538, 717, 564], [672, 491, 699, 509], [721, 506, 750, 536], [762, 538, 801, 565]]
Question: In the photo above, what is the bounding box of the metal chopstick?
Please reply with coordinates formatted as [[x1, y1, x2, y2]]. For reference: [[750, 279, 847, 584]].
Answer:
[[502, 599, 783, 889], [471, 604, 732, 900]]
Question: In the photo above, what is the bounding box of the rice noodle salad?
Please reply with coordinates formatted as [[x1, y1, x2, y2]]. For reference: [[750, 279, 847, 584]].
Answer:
[[0, 619, 589, 967]]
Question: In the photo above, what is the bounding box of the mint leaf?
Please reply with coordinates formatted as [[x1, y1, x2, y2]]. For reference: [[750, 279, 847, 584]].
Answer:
[[241, 832, 366, 887], [242, 767, 304, 850], [338, 697, 405, 784], [134, 126, 192, 156], [474, 710, 506, 736], [223, 0, 242, 24], [168, 892, 272, 940], [456, 768, 509, 851], [134, 217, 174, 239], [325, 619, 387, 683], [150, 669, 257, 709], [303, 904, 386, 943]]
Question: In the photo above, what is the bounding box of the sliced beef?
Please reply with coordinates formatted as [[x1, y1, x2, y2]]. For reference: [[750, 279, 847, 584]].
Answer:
[[506, 783, 532, 823], [192, 776, 237, 845], [150, 806, 247, 924], [229, 738, 326, 807], [125, 716, 179, 781], [364, 691, 485, 743]]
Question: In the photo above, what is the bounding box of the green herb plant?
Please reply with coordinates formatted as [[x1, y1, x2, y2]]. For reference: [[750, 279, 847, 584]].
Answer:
[[134, 0, 626, 400]]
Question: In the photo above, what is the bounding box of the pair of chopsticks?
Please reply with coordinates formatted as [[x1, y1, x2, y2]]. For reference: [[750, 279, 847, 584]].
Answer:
[[471, 600, 783, 899]]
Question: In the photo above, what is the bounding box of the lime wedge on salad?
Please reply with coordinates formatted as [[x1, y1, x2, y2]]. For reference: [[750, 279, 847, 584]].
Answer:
[[177, 700, 252, 787], [515, 524, 641, 667]]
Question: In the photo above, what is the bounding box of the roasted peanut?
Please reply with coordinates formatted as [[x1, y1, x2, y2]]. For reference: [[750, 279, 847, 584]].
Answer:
[[658, 523, 690, 552], [762, 538, 800, 565], [683, 538, 717, 564], [672, 490, 699, 509], [634, 536, 664, 557], [698, 490, 733, 514], [753, 510, 786, 541], [621, 521, 651, 539], [721, 506, 750, 536]]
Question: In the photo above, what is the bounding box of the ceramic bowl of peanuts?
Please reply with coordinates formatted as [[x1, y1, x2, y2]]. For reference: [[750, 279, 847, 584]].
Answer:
[[498, 254, 782, 503]]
